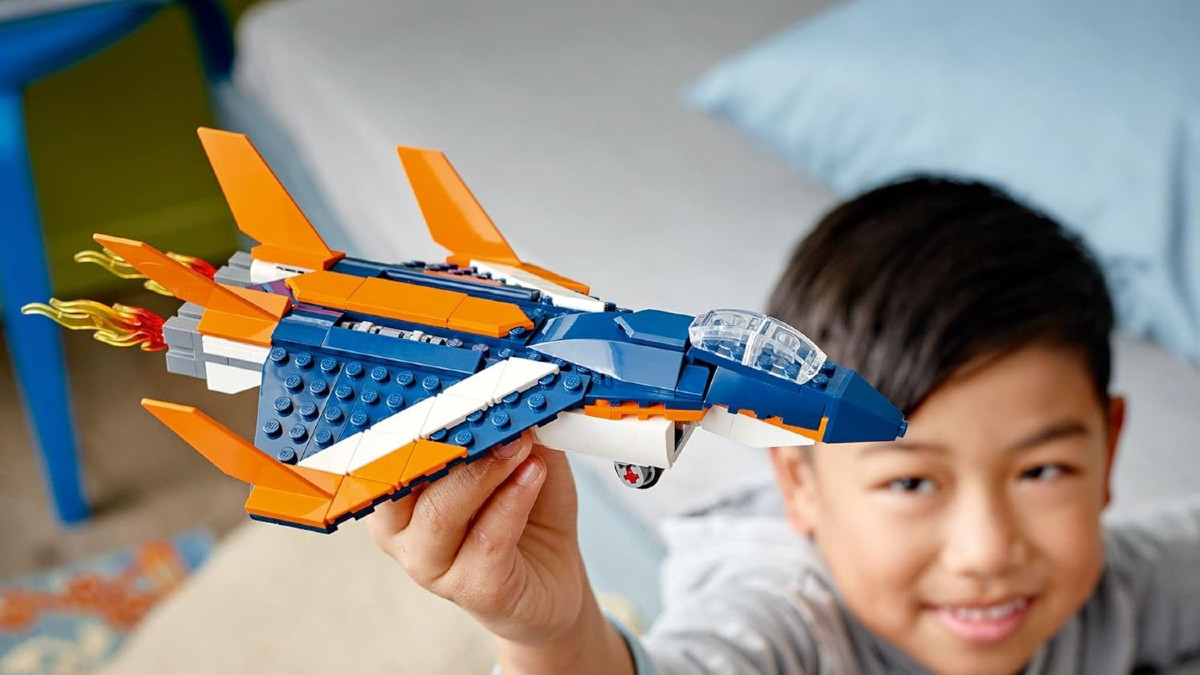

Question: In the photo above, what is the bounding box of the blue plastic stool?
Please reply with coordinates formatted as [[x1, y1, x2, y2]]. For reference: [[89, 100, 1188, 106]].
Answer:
[[0, 0, 233, 524]]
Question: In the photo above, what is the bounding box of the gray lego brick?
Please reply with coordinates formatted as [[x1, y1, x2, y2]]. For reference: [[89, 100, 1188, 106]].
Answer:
[[214, 251, 254, 288], [166, 351, 204, 378], [225, 357, 264, 371], [178, 302, 205, 321], [163, 316, 201, 350]]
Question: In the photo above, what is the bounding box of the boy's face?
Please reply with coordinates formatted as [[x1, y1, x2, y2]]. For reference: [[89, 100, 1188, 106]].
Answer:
[[770, 346, 1124, 675]]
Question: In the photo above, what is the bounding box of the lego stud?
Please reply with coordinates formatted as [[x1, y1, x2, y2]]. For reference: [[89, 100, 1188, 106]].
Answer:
[[288, 424, 307, 442], [466, 410, 484, 424], [277, 447, 297, 464], [491, 411, 511, 428], [446, 338, 464, 348], [396, 370, 415, 386], [350, 411, 369, 428], [502, 391, 520, 406], [295, 352, 313, 369], [471, 343, 489, 354], [284, 375, 303, 392], [370, 366, 389, 382], [386, 393, 405, 410], [563, 374, 582, 391], [314, 428, 333, 447], [324, 407, 344, 423], [452, 430, 474, 446], [299, 402, 318, 419], [335, 384, 355, 401], [527, 393, 547, 411], [430, 428, 448, 441], [422, 375, 441, 393], [498, 348, 514, 359], [309, 380, 329, 397], [273, 396, 293, 414], [345, 362, 364, 379], [269, 347, 288, 364], [360, 389, 379, 406], [539, 373, 557, 388], [263, 419, 282, 438], [319, 357, 339, 374], [525, 351, 542, 361]]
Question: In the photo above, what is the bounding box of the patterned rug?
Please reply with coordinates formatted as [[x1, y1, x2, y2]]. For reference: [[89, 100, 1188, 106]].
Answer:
[[0, 530, 213, 675]]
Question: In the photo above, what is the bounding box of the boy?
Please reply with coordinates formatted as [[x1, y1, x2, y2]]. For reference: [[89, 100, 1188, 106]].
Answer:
[[368, 178, 1200, 674]]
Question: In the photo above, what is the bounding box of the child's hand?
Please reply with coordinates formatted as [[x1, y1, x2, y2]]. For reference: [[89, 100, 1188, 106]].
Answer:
[[367, 433, 587, 646]]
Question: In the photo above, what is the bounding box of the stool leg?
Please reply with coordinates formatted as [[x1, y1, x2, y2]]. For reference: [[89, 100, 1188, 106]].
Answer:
[[0, 88, 88, 524]]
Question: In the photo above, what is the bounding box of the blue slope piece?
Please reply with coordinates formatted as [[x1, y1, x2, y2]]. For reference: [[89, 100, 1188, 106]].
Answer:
[[614, 309, 693, 350], [820, 367, 908, 443], [702, 365, 827, 431]]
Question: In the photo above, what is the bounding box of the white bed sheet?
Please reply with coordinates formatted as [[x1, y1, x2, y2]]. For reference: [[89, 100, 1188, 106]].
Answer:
[[229, 0, 1200, 528]]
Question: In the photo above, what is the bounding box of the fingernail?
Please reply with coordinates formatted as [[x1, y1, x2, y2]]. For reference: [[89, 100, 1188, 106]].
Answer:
[[495, 439, 521, 459], [516, 459, 543, 485]]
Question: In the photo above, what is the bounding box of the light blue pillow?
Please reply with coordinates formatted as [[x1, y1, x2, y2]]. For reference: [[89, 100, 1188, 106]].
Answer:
[[687, 0, 1200, 365]]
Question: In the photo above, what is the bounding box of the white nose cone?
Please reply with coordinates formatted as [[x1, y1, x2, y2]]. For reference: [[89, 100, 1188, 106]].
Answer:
[[699, 406, 815, 448]]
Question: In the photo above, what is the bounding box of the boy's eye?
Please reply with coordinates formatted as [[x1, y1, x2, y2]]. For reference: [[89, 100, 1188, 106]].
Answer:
[[1020, 464, 1069, 482], [887, 477, 936, 494]]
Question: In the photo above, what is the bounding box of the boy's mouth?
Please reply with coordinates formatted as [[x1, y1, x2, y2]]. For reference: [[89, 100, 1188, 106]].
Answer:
[[931, 597, 1033, 644]]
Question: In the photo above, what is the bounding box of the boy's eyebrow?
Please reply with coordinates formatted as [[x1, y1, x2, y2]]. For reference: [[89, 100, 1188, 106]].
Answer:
[[860, 420, 1092, 456]]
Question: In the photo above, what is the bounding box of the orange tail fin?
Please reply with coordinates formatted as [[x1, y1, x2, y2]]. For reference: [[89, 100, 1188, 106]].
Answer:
[[197, 127, 344, 270]]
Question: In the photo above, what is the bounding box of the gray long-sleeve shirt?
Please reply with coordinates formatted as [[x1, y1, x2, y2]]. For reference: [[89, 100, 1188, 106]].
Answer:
[[621, 488, 1200, 675]]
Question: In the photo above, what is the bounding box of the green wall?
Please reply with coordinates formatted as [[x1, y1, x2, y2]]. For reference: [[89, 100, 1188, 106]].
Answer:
[[25, 0, 259, 299]]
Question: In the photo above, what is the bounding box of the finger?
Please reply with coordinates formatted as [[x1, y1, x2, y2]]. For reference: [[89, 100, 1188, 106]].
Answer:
[[526, 444, 579, 535], [366, 483, 425, 551], [451, 454, 547, 604], [400, 433, 534, 584]]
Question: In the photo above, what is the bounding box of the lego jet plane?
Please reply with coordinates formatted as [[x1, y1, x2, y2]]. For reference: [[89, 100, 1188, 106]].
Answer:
[[25, 128, 906, 533]]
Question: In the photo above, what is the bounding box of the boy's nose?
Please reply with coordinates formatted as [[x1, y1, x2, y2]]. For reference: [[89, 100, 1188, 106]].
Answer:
[[940, 488, 1029, 579]]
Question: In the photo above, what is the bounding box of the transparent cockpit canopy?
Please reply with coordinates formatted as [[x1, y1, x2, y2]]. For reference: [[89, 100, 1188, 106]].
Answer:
[[688, 309, 827, 385]]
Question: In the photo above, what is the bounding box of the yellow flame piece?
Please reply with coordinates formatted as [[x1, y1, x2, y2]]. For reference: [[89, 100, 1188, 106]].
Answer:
[[74, 247, 218, 297], [21, 299, 166, 351]]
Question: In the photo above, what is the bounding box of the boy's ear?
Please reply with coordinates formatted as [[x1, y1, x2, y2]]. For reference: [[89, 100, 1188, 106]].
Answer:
[[769, 445, 821, 537], [1102, 395, 1126, 508]]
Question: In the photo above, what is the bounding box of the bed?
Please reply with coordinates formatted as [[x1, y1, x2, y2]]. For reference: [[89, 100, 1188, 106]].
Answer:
[[100, 1, 1200, 672]]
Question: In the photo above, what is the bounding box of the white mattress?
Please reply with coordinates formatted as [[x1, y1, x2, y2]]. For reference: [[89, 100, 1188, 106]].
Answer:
[[228, 0, 1200, 526]]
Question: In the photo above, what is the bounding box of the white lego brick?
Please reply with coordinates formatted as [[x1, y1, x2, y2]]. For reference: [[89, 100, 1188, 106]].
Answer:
[[442, 360, 509, 408], [201, 335, 271, 365], [530, 409, 593, 455], [491, 358, 558, 404], [205, 362, 262, 394], [670, 422, 699, 466], [534, 412, 676, 468], [420, 394, 486, 438], [472, 260, 606, 313], [250, 259, 308, 284], [727, 413, 815, 448], [370, 396, 435, 440], [346, 429, 416, 471], [298, 434, 362, 474], [699, 405, 736, 438]]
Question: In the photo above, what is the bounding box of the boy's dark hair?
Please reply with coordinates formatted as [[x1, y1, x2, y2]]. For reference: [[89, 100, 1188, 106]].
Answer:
[[767, 177, 1114, 414]]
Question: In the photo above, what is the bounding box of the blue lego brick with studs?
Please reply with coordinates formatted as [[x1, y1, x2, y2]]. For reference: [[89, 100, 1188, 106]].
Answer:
[[254, 341, 471, 464], [255, 366, 594, 534]]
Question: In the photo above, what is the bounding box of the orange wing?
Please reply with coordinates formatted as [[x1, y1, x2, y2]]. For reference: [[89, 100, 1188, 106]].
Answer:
[[95, 234, 288, 346]]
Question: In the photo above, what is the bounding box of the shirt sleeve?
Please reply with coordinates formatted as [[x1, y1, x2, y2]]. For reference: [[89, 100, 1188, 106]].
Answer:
[[634, 574, 837, 675], [1104, 494, 1200, 667]]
